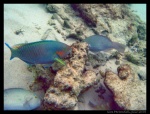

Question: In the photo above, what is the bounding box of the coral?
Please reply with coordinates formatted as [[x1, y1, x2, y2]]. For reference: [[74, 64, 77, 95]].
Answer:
[[51, 61, 66, 72], [127, 34, 138, 47], [63, 20, 74, 29], [104, 64, 146, 110], [87, 52, 109, 68], [41, 29, 52, 40], [28, 65, 55, 92], [66, 24, 87, 41], [109, 51, 123, 60], [137, 24, 146, 40], [125, 52, 146, 66], [43, 86, 77, 110], [115, 60, 120, 65], [51, 14, 64, 26], [47, 4, 59, 13], [43, 42, 99, 110], [105, 4, 130, 19], [71, 4, 97, 27]]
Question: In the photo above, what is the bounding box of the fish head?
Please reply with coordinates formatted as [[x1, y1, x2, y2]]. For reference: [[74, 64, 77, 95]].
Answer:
[[56, 45, 72, 58]]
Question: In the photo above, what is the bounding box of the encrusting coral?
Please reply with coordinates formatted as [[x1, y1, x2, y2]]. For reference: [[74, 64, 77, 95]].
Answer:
[[43, 42, 99, 110], [104, 64, 146, 110]]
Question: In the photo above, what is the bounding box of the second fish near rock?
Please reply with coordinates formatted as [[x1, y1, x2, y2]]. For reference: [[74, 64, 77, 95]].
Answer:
[[83, 35, 126, 53], [43, 42, 100, 110]]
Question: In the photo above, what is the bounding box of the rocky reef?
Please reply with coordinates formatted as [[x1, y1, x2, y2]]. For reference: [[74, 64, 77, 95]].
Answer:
[[104, 64, 146, 110], [29, 4, 146, 110], [43, 42, 99, 110]]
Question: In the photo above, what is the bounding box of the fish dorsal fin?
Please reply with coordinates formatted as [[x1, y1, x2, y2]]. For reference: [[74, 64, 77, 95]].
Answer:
[[12, 43, 27, 49], [39, 40, 58, 43], [14, 40, 57, 49]]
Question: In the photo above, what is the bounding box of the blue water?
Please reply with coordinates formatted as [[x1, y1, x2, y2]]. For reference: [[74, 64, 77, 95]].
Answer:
[[130, 4, 146, 23]]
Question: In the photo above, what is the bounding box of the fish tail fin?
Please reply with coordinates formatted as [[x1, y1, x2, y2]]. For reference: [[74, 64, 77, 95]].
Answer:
[[5, 43, 12, 50], [5, 43, 17, 60], [112, 42, 126, 53]]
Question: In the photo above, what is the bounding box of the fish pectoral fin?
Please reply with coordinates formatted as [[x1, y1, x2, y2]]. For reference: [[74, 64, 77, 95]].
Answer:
[[54, 58, 66, 66]]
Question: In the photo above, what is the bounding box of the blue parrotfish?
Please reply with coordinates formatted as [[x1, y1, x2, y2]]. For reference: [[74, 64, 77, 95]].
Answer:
[[83, 35, 126, 53], [5, 40, 72, 65]]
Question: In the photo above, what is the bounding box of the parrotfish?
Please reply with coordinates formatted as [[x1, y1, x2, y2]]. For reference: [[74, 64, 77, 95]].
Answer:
[[5, 40, 72, 65], [83, 35, 126, 53]]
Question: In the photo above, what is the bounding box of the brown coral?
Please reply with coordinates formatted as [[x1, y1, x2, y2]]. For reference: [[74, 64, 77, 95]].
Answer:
[[104, 64, 146, 110], [43, 42, 99, 110]]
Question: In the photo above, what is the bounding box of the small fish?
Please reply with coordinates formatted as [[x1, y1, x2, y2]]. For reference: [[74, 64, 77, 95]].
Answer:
[[83, 35, 126, 53], [5, 40, 72, 65]]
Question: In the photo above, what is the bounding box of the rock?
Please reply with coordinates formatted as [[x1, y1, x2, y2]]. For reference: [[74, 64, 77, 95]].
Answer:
[[47, 4, 59, 13], [104, 64, 146, 110], [4, 88, 41, 110], [43, 42, 99, 110]]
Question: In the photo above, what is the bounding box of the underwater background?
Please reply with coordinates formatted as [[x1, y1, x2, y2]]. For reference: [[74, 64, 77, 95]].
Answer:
[[129, 4, 146, 23], [4, 4, 146, 110]]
